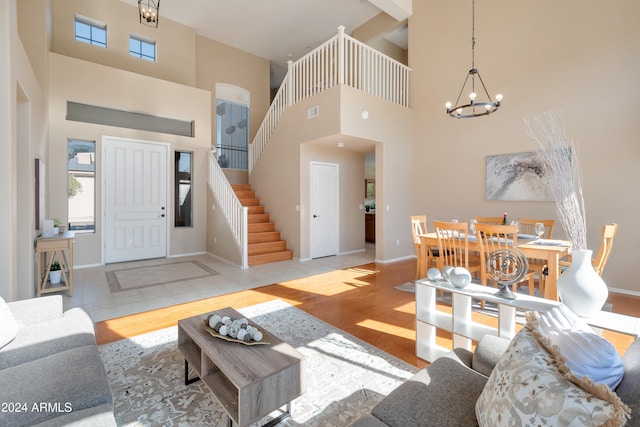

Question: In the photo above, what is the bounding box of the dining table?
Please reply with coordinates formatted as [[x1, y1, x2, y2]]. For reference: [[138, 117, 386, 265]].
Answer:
[[417, 232, 571, 301]]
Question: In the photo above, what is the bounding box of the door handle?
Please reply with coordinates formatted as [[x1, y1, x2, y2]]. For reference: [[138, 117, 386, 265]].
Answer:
[[313, 214, 319, 218], [161, 214, 165, 218]]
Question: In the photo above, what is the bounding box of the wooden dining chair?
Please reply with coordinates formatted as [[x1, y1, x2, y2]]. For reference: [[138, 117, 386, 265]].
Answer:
[[559, 223, 618, 276], [432, 221, 481, 276], [411, 215, 438, 279], [475, 223, 537, 297], [518, 218, 555, 238], [474, 216, 503, 225]]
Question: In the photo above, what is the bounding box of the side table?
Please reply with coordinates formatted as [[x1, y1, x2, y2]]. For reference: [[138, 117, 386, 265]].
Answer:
[[35, 231, 75, 296]]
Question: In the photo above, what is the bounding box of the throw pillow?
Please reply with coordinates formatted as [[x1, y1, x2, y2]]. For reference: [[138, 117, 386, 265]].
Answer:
[[536, 304, 625, 389], [0, 296, 19, 349], [476, 317, 630, 427]]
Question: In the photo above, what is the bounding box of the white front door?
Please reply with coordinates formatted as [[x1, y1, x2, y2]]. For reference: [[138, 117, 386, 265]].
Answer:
[[310, 162, 339, 258], [104, 137, 168, 263]]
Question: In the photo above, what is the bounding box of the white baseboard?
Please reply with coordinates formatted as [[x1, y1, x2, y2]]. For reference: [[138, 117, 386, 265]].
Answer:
[[608, 287, 640, 297]]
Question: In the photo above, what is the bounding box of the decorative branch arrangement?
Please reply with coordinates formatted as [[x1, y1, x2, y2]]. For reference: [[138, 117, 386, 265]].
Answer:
[[524, 110, 588, 250]]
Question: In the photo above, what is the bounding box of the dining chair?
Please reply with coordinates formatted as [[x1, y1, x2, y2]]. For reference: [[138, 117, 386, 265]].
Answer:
[[517, 218, 555, 293], [411, 215, 438, 279], [559, 223, 618, 276], [475, 223, 537, 297], [518, 218, 555, 238], [432, 221, 482, 276], [474, 216, 503, 225]]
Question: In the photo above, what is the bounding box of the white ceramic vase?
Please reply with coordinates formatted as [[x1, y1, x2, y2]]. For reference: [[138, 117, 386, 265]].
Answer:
[[556, 249, 608, 318]]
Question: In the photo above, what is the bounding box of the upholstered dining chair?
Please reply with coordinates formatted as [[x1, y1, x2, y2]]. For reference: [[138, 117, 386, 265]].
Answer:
[[560, 223, 618, 276], [432, 221, 482, 276], [411, 215, 438, 279], [475, 223, 537, 297]]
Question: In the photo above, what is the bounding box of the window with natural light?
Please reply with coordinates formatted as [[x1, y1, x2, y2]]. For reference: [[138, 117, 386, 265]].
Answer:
[[74, 17, 106, 48], [68, 140, 96, 233], [130, 36, 156, 61]]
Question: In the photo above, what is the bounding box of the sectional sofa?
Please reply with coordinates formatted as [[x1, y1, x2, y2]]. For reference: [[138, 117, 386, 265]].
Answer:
[[0, 295, 116, 426], [350, 307, 640, 427]]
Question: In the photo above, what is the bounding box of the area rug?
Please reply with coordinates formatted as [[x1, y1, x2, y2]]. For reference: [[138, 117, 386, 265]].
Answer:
[[105, 260, 219, 293], [98, 299, 418, 426]]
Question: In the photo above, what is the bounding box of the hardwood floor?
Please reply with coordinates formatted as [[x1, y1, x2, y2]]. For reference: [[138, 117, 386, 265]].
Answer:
[[95, 259, 639, 369]]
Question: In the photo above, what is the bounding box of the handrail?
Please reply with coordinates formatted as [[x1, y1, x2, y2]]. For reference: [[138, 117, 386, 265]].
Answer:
[[249, 26, 410, 172], [209, 150, 248, 269]]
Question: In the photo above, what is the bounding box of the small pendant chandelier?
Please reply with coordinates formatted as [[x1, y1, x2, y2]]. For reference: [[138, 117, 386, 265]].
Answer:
[[445, 0, 502, 118], [138, 0, 160, 28]]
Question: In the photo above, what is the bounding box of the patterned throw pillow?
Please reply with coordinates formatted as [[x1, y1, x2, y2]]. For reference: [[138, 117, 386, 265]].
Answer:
[[476, 314, 630, 427]]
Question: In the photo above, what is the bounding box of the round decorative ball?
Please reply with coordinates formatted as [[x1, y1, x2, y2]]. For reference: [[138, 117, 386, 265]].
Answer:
[[449, 267, 472, 288], [442, 266, 454, 281], [427, 268, 442, 281]]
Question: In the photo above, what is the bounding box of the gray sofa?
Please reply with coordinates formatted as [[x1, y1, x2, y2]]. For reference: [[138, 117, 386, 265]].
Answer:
[[0, 295, 116, 426], [350, 334, 640, 427]]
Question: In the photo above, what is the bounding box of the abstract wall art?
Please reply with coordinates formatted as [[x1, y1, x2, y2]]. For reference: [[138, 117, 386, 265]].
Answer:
[[485, 151, 561, 201]]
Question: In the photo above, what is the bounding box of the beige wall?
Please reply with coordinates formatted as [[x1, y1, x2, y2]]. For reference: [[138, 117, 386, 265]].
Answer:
[[251, 85, 412, 262], [194, 35, 271, 260], [410, 1, 640, 294], [1, 0, 49, 300], [48, 53, 211, 266], [51, 0, 196, 86]]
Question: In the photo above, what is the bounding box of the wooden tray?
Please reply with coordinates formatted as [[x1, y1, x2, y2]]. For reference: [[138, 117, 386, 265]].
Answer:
[[203, 318, 270, 346]]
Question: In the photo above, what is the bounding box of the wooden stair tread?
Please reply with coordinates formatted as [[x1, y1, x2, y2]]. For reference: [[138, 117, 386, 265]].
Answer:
[[248, 250, 293, 266], [248, 231, 281, 244]]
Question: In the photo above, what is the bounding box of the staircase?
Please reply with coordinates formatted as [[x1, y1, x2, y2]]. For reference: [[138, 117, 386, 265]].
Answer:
[[232, 184, 293, 266]]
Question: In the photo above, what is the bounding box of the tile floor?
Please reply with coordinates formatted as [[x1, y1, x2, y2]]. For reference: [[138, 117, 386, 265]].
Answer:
[[66, 245, 377, 322]]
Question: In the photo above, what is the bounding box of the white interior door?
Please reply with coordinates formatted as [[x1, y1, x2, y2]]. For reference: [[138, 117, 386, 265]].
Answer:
[[104, 137, 168, 263], [310, 162, 339, 258]]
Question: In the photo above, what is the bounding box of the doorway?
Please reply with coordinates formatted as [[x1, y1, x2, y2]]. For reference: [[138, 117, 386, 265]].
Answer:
[[103, 137, 169, 263], [310, 162, 339, 258]]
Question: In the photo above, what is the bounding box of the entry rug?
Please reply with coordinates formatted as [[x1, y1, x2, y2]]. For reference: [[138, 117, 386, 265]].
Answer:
[[99, 300, 418, 426], [106, 260, 219, 293]]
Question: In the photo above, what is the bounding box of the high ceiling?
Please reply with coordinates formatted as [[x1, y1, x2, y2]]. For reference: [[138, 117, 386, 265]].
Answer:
[[123, 0, 407, 72]]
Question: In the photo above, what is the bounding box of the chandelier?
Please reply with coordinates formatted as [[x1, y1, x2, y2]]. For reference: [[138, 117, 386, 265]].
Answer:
[[445, 0, 502, 118], [138, 0, 160, 28]]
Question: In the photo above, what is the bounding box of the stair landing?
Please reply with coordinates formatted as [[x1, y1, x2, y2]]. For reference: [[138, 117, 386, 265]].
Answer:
[[232, 184, 293, 266]]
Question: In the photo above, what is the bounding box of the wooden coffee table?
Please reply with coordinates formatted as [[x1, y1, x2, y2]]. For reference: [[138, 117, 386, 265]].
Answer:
[[178, 307, 306, 427]]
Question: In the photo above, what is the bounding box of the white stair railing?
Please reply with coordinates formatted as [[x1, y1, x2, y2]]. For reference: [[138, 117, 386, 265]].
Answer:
[[249, 26, 410, 172], [209, 150, 248, 269]]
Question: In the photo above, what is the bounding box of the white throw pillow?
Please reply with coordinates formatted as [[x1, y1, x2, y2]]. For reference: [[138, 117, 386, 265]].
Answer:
[[537, 304, 624, 389], [0, 296, 19, 349]]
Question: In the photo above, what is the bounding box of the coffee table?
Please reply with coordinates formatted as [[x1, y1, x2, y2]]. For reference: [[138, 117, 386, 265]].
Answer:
[[177, 307, 306, 427]]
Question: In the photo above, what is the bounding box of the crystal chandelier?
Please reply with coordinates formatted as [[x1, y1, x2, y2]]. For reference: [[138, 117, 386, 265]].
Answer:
[[445, 0, 502, 118], [138, 0, 160, 28]]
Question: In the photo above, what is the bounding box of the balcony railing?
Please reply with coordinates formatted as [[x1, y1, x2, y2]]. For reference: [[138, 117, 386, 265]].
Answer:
[[249, 26, 410, 172]]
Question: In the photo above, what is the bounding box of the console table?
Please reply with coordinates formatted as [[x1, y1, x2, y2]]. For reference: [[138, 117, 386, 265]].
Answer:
[[416, 279, 640, 363], [35, 231, 75, 297]]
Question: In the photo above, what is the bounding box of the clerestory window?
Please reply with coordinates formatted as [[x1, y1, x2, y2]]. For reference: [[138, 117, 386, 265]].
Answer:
[[74, 16, 106, 48]]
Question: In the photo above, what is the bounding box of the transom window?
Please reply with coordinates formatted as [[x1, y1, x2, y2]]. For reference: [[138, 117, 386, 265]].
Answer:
[[130, 36, 156, 62], [74, 17, 106, 48]]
